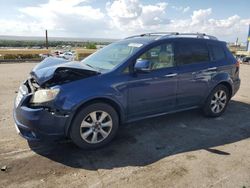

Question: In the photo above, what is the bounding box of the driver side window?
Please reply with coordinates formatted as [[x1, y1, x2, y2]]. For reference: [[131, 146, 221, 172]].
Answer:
[[137, 43, 175, 70]]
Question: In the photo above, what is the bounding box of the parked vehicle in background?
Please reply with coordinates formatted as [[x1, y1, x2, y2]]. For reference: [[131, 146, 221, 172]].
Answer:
[[54, 51, 63, 56], [242, 56, 250, 63], [235, 54, 246, 62], [39, 53, 50, 59], [59, 51, 75, 61], [13, 32, 240, 149], [39, 51, 75, 61]]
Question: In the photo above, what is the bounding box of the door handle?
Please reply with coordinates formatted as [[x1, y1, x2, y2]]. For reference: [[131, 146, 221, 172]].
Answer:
[[164, 73, 178, 78], [206, 67, 217, 71]]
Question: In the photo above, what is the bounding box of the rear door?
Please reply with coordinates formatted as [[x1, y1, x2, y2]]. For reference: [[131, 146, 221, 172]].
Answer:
[[176, 39, 212, 108]]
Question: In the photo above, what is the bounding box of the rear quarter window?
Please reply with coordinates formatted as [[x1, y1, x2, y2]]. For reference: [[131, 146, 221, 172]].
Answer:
[[176, 41, 210, 65], [208, 44, 226, 61]]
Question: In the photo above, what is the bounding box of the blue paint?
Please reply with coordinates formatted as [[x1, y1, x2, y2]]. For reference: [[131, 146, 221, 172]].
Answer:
[[13, 34, 241, 141]]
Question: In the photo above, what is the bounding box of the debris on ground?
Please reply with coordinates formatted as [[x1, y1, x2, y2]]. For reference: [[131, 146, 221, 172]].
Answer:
[[1, 165, 7, 172]]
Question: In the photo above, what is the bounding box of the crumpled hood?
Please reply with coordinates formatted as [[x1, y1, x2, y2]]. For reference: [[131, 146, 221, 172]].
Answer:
[[30, 57, 99, 86]]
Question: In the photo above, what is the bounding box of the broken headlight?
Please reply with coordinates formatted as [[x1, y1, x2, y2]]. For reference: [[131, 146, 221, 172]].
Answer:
[[30, 88, 60, 104]]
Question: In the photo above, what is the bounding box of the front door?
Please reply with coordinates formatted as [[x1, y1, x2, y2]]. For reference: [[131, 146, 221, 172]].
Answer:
[[127, 42, 178, 119]]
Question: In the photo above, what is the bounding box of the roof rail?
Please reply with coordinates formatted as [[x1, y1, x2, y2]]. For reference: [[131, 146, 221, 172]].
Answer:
[[125, 32, 218, 40], [174, 33, 218, 40], [125, 32, 178, 39]]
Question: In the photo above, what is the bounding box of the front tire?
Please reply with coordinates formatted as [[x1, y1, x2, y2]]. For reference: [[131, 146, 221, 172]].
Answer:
[[70, 103, 119, 149], [203, 85, 229, 117]]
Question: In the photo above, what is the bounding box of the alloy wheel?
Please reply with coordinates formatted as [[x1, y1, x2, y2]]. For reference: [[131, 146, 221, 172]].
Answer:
[[80, 111, 113, 144], [210, 90, 227, 114]]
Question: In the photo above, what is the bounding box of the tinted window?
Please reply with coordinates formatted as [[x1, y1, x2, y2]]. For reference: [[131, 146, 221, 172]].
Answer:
[[137, 43, 175, 70], [176, 42, 209, 65], [208, 44, 226, 61]]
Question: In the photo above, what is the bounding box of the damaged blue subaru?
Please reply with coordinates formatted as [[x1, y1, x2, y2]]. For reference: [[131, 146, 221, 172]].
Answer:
[[13, 33, 240, 149]]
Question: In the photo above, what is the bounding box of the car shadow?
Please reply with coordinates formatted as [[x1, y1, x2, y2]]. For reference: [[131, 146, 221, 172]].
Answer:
[[28, 100, 250, 170]]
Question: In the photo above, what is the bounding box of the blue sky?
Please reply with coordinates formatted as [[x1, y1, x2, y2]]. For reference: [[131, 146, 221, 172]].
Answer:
[[0, 0, 249, 42]]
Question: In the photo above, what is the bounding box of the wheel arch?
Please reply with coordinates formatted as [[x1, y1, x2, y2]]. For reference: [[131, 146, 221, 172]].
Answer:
[[65, 97, 125, 136], [211, 72, 233, 99], [217, 81, 233, 99], [203, 80, 233, 106]]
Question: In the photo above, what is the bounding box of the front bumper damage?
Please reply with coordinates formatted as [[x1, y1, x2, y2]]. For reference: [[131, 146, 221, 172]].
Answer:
[[13, 80, 69, 141]]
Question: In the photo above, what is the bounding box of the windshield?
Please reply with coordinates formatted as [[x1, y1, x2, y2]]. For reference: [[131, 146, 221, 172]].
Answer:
[[81, 41, 143, 71]]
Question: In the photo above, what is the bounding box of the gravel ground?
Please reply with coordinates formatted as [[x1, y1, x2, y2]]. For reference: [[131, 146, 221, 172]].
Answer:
[[0, 63, 250, 188]]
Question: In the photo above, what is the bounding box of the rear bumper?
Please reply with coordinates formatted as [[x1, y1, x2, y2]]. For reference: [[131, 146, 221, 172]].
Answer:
[[13, 97, 69, 141]]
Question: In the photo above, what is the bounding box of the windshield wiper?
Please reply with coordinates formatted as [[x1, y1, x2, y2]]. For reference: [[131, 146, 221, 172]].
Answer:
[[84, 63, 102, 73], [85, 63, 95, 69]]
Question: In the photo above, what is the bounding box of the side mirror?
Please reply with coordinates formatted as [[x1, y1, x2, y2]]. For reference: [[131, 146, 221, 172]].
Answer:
[[134, 59, 152, 73]]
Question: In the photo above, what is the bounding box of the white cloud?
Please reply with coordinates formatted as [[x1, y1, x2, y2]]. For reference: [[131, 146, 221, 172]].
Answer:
[[0, 0, 106, 37], [19, 0, 104, 29], [167, 8, 250, 42], [107, 0, 142, 21], [20, 0, 104, 19], [183, 6, 190, 13], [106, 0, 169, 31], [0, 20, 43, 36], [191, 8, 212, 25], [172, 6, 190, 13], [0, 1, 249, 42], [208, 15, 240, 28], [106, 3, 249, 42], [140, 3, 169, 26]]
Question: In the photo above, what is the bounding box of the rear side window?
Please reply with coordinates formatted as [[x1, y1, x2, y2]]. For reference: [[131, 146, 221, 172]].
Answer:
[[208, 44, 226, 61], [176, 41, 210, 65]]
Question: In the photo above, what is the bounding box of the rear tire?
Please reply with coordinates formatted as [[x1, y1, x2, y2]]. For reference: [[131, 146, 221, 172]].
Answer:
[[203, 85, 229, 117], [70, 103, 119, 149]]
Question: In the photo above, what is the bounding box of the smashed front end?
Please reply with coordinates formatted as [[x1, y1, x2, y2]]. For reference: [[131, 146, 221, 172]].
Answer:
[[13, 78, 69, 141], [13, 57, 99, 141]]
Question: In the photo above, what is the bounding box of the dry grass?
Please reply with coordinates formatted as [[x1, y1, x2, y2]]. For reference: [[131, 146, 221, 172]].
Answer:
[[75, 48, 97, 60], [0, 48, 96, 55], [0, 49, 50, 55], [74, 48, 96, 54], [0, 48, 97, 60]]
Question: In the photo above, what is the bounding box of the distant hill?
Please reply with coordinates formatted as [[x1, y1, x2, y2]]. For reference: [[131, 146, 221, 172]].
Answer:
[[0, 35, 118, 43]]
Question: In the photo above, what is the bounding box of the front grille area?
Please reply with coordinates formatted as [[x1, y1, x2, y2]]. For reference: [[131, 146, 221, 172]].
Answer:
[[15, 83, 28, 107], [25, 78, 40, 93], [15, 89, 24, 107], [15, 78, 40, 107]]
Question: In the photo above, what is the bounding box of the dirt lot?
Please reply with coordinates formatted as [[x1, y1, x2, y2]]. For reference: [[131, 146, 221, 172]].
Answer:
[[0, 63, 250, 188]]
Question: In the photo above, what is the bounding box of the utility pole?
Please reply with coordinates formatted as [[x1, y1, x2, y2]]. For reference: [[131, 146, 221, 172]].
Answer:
[[235, 37, 238, 52], [45, 30, 48, 49]]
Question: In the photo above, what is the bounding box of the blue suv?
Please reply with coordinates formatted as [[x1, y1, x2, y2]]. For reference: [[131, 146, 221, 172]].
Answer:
[[13, 33, 240, 149]]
